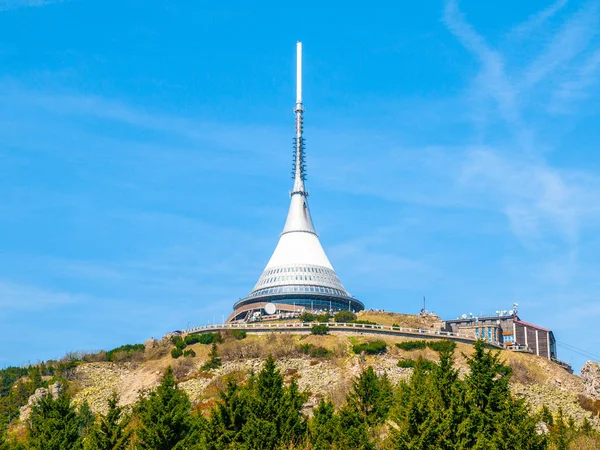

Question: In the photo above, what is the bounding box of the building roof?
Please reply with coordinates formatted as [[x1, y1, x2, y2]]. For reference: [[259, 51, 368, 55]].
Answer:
[[513, 319, 552, 333]]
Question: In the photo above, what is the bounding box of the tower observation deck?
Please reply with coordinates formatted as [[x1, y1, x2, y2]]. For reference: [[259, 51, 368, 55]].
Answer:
[[228, 42, 364, 322]]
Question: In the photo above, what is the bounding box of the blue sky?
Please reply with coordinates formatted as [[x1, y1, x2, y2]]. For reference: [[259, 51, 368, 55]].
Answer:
[[1, 0, 600, 372]]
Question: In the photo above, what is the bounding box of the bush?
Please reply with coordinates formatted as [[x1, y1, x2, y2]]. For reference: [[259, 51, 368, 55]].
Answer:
[[311, 324, 329, 335], [397, 359, 415, 368], [397, 359, 435, 370], [297, 344, 331, 358], [106, 343, 145, 362], [183, 349, 196, 358], [172, 336, 186, 350], [184, 333, 223, 346], [315, 313, 331, 323], [334, 310, 357, 323], [171, 348, 183, 359], [351, 320, 377, 326], [230, 330, 247, 340], [395, 340, 457, 353], [352, 341, 387, 355], [396, 341, 427, 351], [300, 312, 316, 322], [427, 340, 456, 353]]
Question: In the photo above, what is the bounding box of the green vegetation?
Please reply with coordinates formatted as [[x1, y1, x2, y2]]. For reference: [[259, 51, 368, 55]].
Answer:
[[395, 339, 457, 353], [314, 313, 331, 323], [300, 312, 331, 323], [333, 310, 357, 323], [297, 344, 330, 358], [28, 390, 84, 450], [134, 367, 191, 449], [183, 332, 223, 346], [87, 392, 131, 450], [105, 344, 145, 362], [2, 339, 598, 449], [352, 340, 387, 355], [171, 333, 224, 359], [299, 312, 316, 322], [229, 330, 247, 340], [310, 324, 329, 335], [183, 349, 196, 358], [395, 340, 427, 351], [351, 320, 377, 326], [201, 343, 221, 371], [397, 358, 435, 370]]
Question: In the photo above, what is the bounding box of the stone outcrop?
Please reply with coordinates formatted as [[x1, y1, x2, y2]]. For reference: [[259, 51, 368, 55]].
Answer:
[[581, 361, 600, 400], [19, 382, 63, 422]]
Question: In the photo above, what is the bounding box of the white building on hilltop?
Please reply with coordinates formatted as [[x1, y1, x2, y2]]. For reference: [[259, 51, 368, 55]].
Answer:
[[228, 42, 364, 322]]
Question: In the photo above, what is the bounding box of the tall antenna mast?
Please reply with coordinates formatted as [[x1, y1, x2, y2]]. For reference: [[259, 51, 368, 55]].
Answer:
[[292, 41, 306, 194]]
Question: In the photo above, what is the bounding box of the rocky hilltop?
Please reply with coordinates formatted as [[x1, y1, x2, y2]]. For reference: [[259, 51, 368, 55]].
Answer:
[[9, 311, 600, 433]]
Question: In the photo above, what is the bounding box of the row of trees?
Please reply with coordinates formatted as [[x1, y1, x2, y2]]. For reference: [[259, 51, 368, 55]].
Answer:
[[2, 341, 599, 449]]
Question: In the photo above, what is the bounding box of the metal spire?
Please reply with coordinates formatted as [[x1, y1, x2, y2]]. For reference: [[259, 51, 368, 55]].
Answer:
[[282, 41, 316, 236], [292, 41, 306, 194]]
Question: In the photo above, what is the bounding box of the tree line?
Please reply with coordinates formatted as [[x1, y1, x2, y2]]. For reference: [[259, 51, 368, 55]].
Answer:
[[1, 340, 599, 449]]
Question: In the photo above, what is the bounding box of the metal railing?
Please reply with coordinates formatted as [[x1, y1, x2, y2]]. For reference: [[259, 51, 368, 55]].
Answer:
[[182, 322, 503, 348]]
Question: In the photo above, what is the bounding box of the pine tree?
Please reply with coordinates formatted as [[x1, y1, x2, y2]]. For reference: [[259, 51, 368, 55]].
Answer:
[[78, 400, 95, 441], [28, 392, 83, 450], [389, 358, 439, 450], [309, 399, 337, 450], [278, 377, 308, 446], [552, 408, 571, 450], [580, 417, 593, 436], [86, 392, 131, 450], [334, 406, 373, 450], [134, 367, 191, 450], [206, 378, 252, 449], [202, 343, 222, 371], [347, 366, 391, 426], [540, 405, 554, 426]]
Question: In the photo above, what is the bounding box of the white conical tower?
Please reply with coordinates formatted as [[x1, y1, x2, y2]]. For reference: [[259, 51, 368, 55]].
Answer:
[[229, 42, 363, 322]]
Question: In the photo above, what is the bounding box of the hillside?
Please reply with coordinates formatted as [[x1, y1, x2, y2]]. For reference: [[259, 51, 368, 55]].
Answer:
[[8, 312, 598, 426], [3, 311, 600, 448]]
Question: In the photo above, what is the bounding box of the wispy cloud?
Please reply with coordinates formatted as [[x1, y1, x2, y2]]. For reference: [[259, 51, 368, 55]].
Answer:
[[508, 0, 568, 39], [522, 2, 599, 89], [550, 48, 600, 111], [0, 280, 79, 312], [0, 0, 65, 12], [442, 0, 600, 249], [443, 0, 532, 152]]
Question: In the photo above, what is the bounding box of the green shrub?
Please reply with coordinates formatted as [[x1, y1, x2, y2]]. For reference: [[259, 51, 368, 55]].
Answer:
[[201, 343, 221, 371], [311, 324, 329, 335], [392, 323, 401, 328], [334, 310, 357, 323], [395, 340, 457, 353], [352, 341, 387, 355], [297, 344, 330, 358], [315, 313, 331, 323], [106, 343, 145, 362], [183, 349, 196, 358], [397, 359, 415, 368], [300, 312, 316, 322], [230, 330, 247, 340], [171, 348, 183, 359], [427, 340, 456, 353], [172, 336, 186, 350], [184, 333, 223, 346], [397, 359, 435, 370], [396, 341, 427, 351], [351, 320, 377, 326]]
